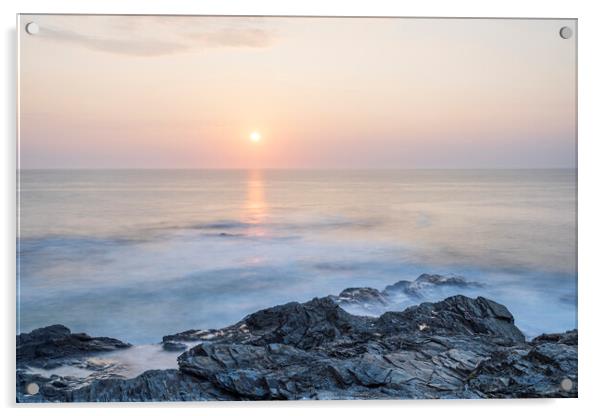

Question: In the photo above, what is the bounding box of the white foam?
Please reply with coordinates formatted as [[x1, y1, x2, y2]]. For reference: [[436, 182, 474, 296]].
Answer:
[[26, 365, 94, 379]]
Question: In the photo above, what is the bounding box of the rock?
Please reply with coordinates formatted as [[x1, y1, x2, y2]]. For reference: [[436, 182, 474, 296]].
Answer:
[[532, 329, 578, 346], [17, 369, 233, 402], [383, 273, 479, 298], [467, 330, 578, 398], [17, 325, 131, 368], [375, 295, 525, 344], [331, 287, 389, 307], [162, 341, 187, 352], [17, 292, 577, 402], [381, 279, 412, 295], [416, 273, 470, 286], [160, 294, 570, 400], [240, 297, 370, 349], [216, 232, 244, 238], [328, 274, 482, 314]]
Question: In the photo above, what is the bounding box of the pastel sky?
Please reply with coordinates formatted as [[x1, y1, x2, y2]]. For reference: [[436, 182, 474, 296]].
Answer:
[[19, 15, 576, 169]]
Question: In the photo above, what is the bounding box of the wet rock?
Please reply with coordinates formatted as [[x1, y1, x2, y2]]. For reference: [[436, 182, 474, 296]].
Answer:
[[17, 293, 577, 401], [162, 341, 187, 352], [332, 287, 389, 307], [17, 325, 131, 368], [532, 329, 577, 346], [17, 369, 232, 402], [163, 295, 571, 400], [383, 273, 479, 298], [328, 273, 482, 314], [375, 295, 525, 343], [467, 330, 578, 398], [216, 232, 244, 238], [241, 297, 371, 349]]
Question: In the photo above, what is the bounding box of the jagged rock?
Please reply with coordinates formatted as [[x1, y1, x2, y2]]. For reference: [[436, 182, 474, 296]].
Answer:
[[241, 297, 371, 349], [375, 295, 525, 344], [331, 287, 389, 307], [17, 324, 131, 368], [416, 273, 470, 286], [467, 330, 577, 398], [17, 293, 577, 402], [16, 369, 233, 402], [162, 341, 187, 352], [532, 329, 577, 346], [168, 295, 571, 400], [383, 273, 478, 298], [329, 274, 482, 313]]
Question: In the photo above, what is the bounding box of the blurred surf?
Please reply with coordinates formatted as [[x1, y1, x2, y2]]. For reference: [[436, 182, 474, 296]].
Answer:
[[17, 169, 577, 343]]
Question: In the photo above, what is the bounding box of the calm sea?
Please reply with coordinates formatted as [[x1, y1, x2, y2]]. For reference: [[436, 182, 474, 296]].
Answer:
[[17, 169, 577, 343]]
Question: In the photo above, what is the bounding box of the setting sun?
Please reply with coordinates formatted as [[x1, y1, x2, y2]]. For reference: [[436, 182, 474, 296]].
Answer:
[[249, 131, 261, 143]]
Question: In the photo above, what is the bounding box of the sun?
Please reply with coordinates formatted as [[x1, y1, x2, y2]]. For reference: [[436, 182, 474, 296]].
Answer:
[[249, 131, 261, 143]]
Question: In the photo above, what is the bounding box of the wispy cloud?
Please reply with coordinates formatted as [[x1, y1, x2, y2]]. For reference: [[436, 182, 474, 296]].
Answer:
[[40, 27, 189, 57], [189, 28, 272, 48], [36, 18, 276, 57]]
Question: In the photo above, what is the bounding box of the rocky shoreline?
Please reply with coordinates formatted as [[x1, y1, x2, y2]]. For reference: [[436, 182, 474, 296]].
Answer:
[[17, 274, 578, 402]]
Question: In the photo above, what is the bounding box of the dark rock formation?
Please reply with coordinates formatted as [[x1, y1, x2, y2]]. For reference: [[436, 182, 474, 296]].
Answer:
[[162, 341, 188, 352], [17, 324, 131, 369], [16, 369, 234, 402], [332, 287, 389, 307], [329, 274, 482, 313], [383, 273, 476, 297], [17, 294, 577, 402], [375, 295, 525, 344], [468, 329, 578, 398], [532, 330, 578, 346]]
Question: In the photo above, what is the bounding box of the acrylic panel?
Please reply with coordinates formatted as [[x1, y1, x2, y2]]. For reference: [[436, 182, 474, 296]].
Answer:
[[16, 15, 577, 402]]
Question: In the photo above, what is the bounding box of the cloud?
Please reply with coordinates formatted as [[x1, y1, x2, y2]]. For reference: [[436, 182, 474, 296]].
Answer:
[[189, 28, 273, 48], [40, 27, 188, 57], [36, 21, 275, 57]]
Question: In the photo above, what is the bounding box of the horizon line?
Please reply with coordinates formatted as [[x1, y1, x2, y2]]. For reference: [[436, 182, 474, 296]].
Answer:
[[17, 167, 577, 171]]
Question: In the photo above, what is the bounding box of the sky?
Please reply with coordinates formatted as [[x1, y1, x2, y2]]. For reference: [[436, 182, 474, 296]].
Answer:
[[19, 15, 576, 169]]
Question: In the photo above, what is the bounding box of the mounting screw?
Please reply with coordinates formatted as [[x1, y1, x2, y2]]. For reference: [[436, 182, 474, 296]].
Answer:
[[559, 26, 573, 40]]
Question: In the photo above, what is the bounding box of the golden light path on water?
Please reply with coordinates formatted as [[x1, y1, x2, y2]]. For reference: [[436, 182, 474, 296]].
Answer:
[[244, 170, 268, 237]]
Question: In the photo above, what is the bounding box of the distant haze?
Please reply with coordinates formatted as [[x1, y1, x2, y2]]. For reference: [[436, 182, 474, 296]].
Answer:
[[19, 16, 576, 169]]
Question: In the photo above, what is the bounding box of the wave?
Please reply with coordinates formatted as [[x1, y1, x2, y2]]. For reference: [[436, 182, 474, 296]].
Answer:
[[17, 217, 576, 344]]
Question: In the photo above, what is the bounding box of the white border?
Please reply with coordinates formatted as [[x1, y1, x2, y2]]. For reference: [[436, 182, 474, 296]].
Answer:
[[3, 1, 601, 415]]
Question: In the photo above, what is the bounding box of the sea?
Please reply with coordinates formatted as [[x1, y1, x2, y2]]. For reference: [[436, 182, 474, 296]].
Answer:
[[17, 169, 577, 345]]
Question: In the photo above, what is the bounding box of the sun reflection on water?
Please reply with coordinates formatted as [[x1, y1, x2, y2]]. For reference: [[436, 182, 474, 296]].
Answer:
[[244, 170, 268, 237]]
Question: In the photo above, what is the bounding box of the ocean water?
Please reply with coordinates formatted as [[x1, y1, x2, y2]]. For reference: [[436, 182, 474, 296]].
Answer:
[[17, 169, 577, 344]]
